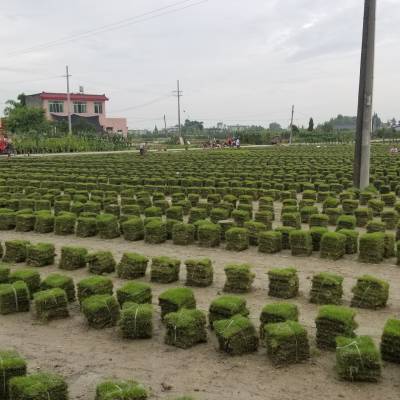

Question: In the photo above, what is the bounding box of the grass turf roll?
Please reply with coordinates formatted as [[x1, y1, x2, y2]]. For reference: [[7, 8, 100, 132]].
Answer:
[[3, 240, 30, 263], [0, 349, 27, 399], [26, 243, 55, 267], [41, 274, 75, 302], [258, 231, 282, 254], [82, 294, 120, 329], [172, 222, 195, 245], [223, 263, 255, 293], [76, 216, 98, 237], [15, 212, 36, 232], [225, 227, 249, 251], [0, 281, 30, 314], [117, 282, 152, 306], [164, 308, 207, 349], [34, 211, 54, 233], [359, 232, 385, 263], [9, 268, 40, 298], [144, 219, 167, 244], [289, 230, 313, 256], [150, 256, 180, 283], [33, 288, 69, 321], [54, 212, 76, 235], [310, 272, 344, 305], [381, 318, 400, 363], [185, 258, 213, 287], [268, 268, 299, 299], [96, 213, 120, 239], [117, 253, 149, 279], [119, 302, 153, 340], [320, 232, 346, 260], [121, 217, 144, 241], [351, 275, 389, 309], [0, 263, 10, 283], [77, 276, 113, 303], [87, 251, 116, 275], [264, 321, 310, 366], [9, 372, 68, 400], [208, 295, 249, 328], [158, 287, 196, 319], [58, 246, 88, 270], [198, 223, 221, 247], [95, 379, 148, 400], [214, 315, 259, 355]]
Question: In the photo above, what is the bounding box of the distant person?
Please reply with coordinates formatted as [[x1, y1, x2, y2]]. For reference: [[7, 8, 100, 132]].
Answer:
[[236, 138, 240, 148], [139, 143, 145, 156]]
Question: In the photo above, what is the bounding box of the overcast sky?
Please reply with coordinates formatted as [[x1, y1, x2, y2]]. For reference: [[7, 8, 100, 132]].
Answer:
[[0, 0, 399, 129]]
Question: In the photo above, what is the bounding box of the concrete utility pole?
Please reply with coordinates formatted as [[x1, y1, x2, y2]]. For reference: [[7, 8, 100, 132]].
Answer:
[[163, 114, 167, 135], [173, 80, 183, 144], [289, 105, 295, 145], [65, 66, 72, 135], [354, 0, 377, 189]]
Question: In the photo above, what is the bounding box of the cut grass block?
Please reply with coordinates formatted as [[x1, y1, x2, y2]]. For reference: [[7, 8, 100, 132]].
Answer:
[[0, 281, 30, 314], [9, 268, 40, 297], [150, 256, 180, 284], [117, 253, 149, 279], [359, 232, 385, 264], [87, 251, 116, 275], [198, 223, 221, 247], [82, 294, 120, 329], [117, 282, 152, 306], [144, 219, 167, 244], [268, 268, 299, 299], [337, 229, 359, 255], [0, 263, 10, 283], [77, 276, 113, 303], [58, 246, 88, 270], [208, 295, 249, 328], [26, 243, 55, 267], [310, 272, 344, 305], [185, 258, 213, 287], [119, 302, 153, 340], [33, 288, 69, 321], [158, 287, 196, 319], [121, 217, 145, 241], [381, 318, 400, 363], [351, 275, 389, 309], [289, 230, 313, 256], [172, 222, 195, 245], [3, 240, 30, 263], [0, 349, 27, 399], [225, 227, 249, 251], [41, 274, 75, 302], [223, 263, 255, 293], [258, 231, 282, 254], [76, 216, 98, 237], [96, 213, 120, 239], [95, 379, 148, 400], [320, 232, 346, 260]]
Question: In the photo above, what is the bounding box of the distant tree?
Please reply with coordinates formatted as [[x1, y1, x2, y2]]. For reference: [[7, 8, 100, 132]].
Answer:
[[269, 122, 282, 131], [372, 113, 382, 132], [182, 119, 204, 135], [320, 121, 334, 133], [291, 125, 300, 134], [390, 118, 397, 127], [308, 118, 314, 132], [153, 125, 159, 135]]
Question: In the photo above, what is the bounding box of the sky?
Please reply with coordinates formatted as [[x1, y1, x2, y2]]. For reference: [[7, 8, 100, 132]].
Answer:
[[0, 0, 399, 130]]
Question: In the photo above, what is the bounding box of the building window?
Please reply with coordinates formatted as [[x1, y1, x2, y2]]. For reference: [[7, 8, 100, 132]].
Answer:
[[74, 102, 87, 113], [94, 102, 103, 114], [49, 101, 64, 113]]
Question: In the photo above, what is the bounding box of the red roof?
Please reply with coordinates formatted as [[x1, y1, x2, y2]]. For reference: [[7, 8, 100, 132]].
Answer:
[[39, 92, 109, 102]]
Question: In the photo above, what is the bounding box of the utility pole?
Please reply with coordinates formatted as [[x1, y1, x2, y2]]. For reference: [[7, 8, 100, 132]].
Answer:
[[173, 80, 183, 144], [163, 114, 167, 136], [354, 0, 376, 189], [65, 66, 72, 135], [289, 105, 295, 145]]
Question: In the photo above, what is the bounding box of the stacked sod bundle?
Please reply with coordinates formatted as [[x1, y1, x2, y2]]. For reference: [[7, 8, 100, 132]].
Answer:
[[164, 308, 207, 348], [223, 264, 255, 293], [289, 230, 313, 256], [41, 274, 75, 302], [15, 212, 36, 232], [381, 319, 400, 363], [172, 222, 195, 245], [384, 233, 396, 258], [185, 258, 213, 287], [0, 281, 30, 314], [158, 287, 196, 319], [121, 217, 145, 241], [82, 294, 120, 329], [0, 263, 10, 283], [214, 315, 259, 355], [34, 211, 54, 233], [275, 227, 295, 250], [315, 305, 357, 350], [117, 282, 152, 306], [144, 219, 167, 244], [59, 246, 88, 270], [0, 208, 16, 230], [231, 209, 251, 227], [244, 221, 266, 245], [208, 295, 249, 327], [259, 303, 299, 339], [225, 227, 249, 251], [117, 253, 149, 279], [320, 232, 346, 260], [9, 373, 68, 400], [95, 379, 148, 400], [96, 214, 120, 239], [198, 223, 221, 247], [3, 240, 30, 263], [309, 227, 328, 251], [87, 251, 116, 275], [359, 232, 385, 263], [26, 243, 55, 267], [268, 268, 299, 299], [310, 272, 344, 305], [264, 321, 310, 366], [336, 336, 381, 382], [258, 231, 282, 254], [366, 220, 386, 233], [351, 275, 389, 309], [119, 302, 153, 339], [77, 276, 113, 303], [33, 288, 69, 321], [150, 256, 180, 283], [76, 215, 98, 237], [54, 212, 76, 235], [0, 350, 27, 399], [9, 269, 41, 297], [337, 229, 359, 254]]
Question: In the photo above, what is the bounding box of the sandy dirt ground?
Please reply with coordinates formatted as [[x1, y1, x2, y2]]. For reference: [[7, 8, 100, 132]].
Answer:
[[0, 230, 399, 400]]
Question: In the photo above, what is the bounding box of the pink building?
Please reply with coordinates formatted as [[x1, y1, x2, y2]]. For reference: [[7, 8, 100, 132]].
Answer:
[[25, 92, 128, 135]]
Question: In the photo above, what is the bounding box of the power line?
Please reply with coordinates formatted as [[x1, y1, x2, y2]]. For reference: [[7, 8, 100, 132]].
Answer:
[[6, 0, 208, 58], [109, 94, 172, 113]]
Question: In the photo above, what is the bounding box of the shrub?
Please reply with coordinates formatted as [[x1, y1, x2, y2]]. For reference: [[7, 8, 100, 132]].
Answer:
[[3, 240, 30, 263], [0, 350, 27, 399], [264, 321, 310, 366], [117, 253, 149, 279], [9, 373, 68, 400], [96, 214, 120, 239], [59, 246, 88, 270], [158, 287, 196, 319], [351, 275, 389, 309], [33, 288, 69, 321], [310, 272, 344, 305], [336, 336, 381, 382], [34, 211, 54, 233], [9, 268, 41, 297], [95, 379, 148, 399], [87, 251, 116, 275], [225, 227, 249, 251], [0, 281, 30, 314], [82, 294, 120, 329], [315, 305, 357, 350], [77, 276, 113, 303], [268, 268, 299, 299], [150, 256, 180, 283], [282, 212, 301, 229], [41, 273, 75, 302], [26, 243, 56, 267], [121, 217, 144, 241], [214, 315, 258, 355], [185, 258, 213, 287], [198, 223, 221, 247], [208, 295, 249, 327], [275, 226, 295, 249], [223, 264, 255, 293], [54, 212, 76, 235], [381, 319, 400, 364], [144, 219, 167, 244], [258, 231, 282, 254], [320, 232, 346, 260], [164, 308, 207, 349], [76, 215, 98, 237], [116, 281, 152, 306], [231, 209, 251, 227], [289, 230, 313, 256], [119, 303, 153, 340], [172, 222, 195, 245], [359, 232, 385, 263]]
